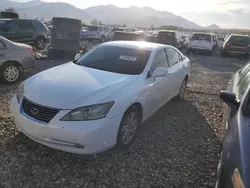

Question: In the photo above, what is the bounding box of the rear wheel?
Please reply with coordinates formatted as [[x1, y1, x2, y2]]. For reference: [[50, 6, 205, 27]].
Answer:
[[244, 53, 249, 59], [34, 36, 46, 50], [100, 35, 106, 43], [116, 106, 140, 149], [0, 62, 22, 84]]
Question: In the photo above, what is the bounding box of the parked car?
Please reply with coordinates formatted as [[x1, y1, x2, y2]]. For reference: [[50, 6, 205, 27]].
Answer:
[[155, 30, 183, 49], [11, 41, 191, 154], [0, 19, 50, 50], [220, 34, 250, 58], [215, 62, 250, 188], [187, 33, 214, 55], [112, 31, 146, 41], [80, 25, 112, 42], [212, 34, 218, 49], [0, 36, 35, 83]]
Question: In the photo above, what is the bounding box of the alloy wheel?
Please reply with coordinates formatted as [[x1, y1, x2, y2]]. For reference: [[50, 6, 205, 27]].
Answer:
[[4, 66, 20, 82], [120, 112, 138, 145]]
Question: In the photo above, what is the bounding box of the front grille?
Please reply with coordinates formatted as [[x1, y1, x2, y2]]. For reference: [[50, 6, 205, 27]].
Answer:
[[22, 97, 59, 123]]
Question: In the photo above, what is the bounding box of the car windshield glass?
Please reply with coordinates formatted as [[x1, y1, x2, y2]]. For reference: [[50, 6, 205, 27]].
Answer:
[[87, 26, 98, 31], [229, 36, 249, 45], [158, 32, 175, 37], [76, 45, 151, 75], [191, 34, 211, 42]]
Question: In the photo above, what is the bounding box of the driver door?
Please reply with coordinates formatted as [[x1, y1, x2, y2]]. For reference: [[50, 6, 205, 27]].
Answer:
[[147, 49, 172, 112]]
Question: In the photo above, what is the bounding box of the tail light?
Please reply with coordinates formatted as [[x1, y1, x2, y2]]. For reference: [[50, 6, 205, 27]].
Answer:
[[30, 48, 33, 54]]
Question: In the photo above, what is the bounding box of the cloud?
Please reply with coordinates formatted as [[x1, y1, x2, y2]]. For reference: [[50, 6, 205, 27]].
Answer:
[[218, 0, 250, 5]]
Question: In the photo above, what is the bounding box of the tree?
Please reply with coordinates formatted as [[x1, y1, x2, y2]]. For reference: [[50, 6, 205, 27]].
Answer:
[[90, 19, 98, 25], [82, 21, 87, 27], [5, 7, 16, 12]]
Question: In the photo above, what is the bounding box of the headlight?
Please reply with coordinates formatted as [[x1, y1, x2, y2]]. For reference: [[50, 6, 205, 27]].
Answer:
[[60, 102, 114, 121], [16, 82, 24, 104]]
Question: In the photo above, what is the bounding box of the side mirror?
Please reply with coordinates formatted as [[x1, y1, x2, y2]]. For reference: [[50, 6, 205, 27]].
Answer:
[[220, 90, 239, 108], [74, 53, 82, 61], [152, 67, 168, 79]]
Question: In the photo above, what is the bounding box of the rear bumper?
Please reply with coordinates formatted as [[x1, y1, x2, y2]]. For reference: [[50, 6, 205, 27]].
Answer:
[[222, 47, 250, 55], [188, 47, 211, 52], [22, 56, 35, 72]]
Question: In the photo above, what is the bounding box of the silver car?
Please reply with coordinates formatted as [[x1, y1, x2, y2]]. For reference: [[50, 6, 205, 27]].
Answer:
[[0, 36, 35, 83]]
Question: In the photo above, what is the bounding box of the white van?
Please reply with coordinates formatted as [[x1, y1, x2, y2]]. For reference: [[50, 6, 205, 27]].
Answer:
[[187, 33, 214, 55]]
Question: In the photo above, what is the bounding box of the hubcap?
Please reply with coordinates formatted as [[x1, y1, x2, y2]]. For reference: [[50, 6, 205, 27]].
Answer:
[[4, 66, 19, 82], [121, 112, 138, 144], [37, 40, 45, 49]]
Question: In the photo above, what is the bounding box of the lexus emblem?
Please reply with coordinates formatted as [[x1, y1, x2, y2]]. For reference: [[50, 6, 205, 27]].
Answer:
[[31, 107, 38, 115]]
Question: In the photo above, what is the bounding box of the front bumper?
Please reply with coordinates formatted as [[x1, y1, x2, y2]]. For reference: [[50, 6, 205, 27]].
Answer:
[[10, 97, 123, 154], [21, 56, 35, 73]]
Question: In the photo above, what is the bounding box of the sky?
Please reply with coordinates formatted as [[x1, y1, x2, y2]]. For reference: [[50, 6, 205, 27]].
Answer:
[[13, 0, 250, 28]]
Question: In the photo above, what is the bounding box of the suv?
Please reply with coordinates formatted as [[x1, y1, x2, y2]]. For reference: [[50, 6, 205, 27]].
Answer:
[[187, 33, 214, 55], [155, 30, 182, 49], [81, 25, 112, 42], [221, 34, 250, 58], [0, 19, 50, 50]]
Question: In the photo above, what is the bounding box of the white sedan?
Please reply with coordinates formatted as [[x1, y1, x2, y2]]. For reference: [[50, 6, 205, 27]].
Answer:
[[11, 41, 191, 154]]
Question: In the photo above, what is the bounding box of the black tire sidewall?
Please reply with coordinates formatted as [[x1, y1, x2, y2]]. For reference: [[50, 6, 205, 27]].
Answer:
[[0, 63, 22, 84], [35, 37, 46, 50], [116, 106, 140, 149]]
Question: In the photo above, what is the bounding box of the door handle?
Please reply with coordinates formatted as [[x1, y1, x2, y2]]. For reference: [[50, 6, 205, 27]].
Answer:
[[167, 73, 172, 77]]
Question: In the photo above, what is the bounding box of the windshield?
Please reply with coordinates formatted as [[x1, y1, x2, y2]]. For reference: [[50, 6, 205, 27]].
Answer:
[[76, 45, 151, 75], [157, 32, 175, 38], [191, 34, 211, 42], [87, 26, 98, 31]]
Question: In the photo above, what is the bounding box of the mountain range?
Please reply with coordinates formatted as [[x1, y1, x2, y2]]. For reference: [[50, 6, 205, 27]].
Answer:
[[0, 0, 221, 29]]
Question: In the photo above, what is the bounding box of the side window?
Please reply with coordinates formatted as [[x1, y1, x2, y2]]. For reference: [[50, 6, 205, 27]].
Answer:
[[99, 27, 103, 31], [18, 21, 35, 33], [150, 49, 168, 75], [238, 72, 250, 100], [0, 41, 5, 50], [237, 64, 250, 85], [165, 48, 179, 67], [5, 21, 19, 33]]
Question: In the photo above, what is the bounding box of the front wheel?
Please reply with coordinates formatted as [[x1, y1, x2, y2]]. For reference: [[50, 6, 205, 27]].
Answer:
[[100, 35, 106, 43], [177, 78, 188, 99], [116, 106, 140, 149]]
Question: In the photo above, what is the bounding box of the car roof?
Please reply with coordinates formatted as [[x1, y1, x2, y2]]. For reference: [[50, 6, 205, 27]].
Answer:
[[102, 41, 166, 51], [158, 30, 175, 33], [230, 34, 249, 37]]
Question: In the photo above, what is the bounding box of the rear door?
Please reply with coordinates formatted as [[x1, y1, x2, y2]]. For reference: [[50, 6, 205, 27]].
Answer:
[[17, 20, 36, 43], [3, 20, 20, 42], [165, 47, 185, 97]]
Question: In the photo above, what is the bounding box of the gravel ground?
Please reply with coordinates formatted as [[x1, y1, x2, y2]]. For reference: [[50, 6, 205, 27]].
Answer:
[[0, 53, 248, 188]]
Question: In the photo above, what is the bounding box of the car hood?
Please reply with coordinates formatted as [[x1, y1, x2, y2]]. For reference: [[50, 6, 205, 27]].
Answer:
[[24, 62, 138, 109]]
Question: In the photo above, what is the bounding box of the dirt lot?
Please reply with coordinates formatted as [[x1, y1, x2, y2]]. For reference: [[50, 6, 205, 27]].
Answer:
[[0, 50, 248, 188]]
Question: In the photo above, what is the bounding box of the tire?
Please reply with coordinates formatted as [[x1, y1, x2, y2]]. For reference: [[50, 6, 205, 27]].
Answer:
[[244, 53, 249, 59], [116, 106, 141, 149], [177, 77, 188, 99], [34, 36, 46, 50], [220, 50, 227, 57], [0, 62, 22, 84], [187, 48, 191, 55], [100, 35, 106, 43], [215, 151, 223, 188], [207, 50, 212, 56]]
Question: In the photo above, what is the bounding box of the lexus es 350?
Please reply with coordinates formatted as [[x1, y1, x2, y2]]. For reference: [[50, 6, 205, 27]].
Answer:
[[11, 41, 191, 154]]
